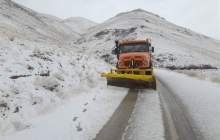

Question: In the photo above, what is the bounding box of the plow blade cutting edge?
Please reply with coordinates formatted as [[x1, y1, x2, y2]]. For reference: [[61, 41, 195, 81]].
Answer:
[[101, 72, 156, 89]]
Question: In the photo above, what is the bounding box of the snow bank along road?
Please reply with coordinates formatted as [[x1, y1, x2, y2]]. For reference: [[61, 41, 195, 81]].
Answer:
[[156, 69, 220, 140], [158, 80, 196, 140]]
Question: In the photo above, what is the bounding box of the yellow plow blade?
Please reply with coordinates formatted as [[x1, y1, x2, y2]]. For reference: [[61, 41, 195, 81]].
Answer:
[[101, 69, 156, 89], [101, 72, 155, 81]]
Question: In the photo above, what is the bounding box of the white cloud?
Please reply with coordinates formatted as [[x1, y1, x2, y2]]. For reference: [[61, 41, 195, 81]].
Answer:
[[13, 0, 220, 39]]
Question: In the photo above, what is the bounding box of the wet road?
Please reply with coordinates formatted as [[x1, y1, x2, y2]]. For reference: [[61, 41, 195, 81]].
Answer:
[[95, 81, 197, 140], [157, 80, 197, 140], [95, 89, 138, 140]]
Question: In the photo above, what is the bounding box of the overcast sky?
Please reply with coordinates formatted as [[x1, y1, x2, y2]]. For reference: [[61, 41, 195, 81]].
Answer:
[[13, 0, 220, 40]]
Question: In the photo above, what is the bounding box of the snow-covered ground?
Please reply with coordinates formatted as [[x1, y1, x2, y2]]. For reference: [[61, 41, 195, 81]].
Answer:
[[0, 0, 111, 136], [0, 86, 128, 140], [156, 69, 220, 140], [174, 69, 220, 84], [0, 39, 114, 135]]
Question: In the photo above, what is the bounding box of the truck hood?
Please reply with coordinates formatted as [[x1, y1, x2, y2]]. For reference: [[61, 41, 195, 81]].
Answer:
[[119, 52, 150, 60]]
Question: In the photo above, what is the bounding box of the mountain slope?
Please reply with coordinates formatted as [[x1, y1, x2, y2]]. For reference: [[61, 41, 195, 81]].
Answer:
[[62, 17, 97, 34], [76, 9, 220, 69], [0, 0, 80, 43], [0, 0, 109, 136]]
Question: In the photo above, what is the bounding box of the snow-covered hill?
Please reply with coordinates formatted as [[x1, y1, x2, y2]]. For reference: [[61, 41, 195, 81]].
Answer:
[[76, 8, 220, 82], [62, 17, 97, 34], [0, 0, 108, 136], [0, 0, 80, 44], [78, 9, 220, 67]]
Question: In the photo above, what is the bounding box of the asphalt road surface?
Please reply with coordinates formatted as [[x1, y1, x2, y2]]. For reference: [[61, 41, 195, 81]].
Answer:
[[95, 89, 138, 140], [95, 81, 197, 140]]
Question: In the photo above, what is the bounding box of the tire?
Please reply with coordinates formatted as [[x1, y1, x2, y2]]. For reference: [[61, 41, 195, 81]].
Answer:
[[152, 80, 156, 90]]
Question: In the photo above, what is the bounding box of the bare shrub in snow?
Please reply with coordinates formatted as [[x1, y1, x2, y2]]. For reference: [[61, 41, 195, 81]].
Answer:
[[9, 37, 15, 42], [94, 30, 110, 38], [100, 54, 114, 64], [12, 121, 30, 131], [54, 73, 65, 81], [0, 102, 8, 109], [34, 77, 60, 92], [94, 27, 137, 39], [27, 65, 34, 70], [9, 74, 31, 79], [30, 49, 53, 62]]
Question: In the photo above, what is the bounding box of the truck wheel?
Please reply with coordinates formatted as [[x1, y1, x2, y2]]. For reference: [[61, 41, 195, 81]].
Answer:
[[151, 80, 156, 90]]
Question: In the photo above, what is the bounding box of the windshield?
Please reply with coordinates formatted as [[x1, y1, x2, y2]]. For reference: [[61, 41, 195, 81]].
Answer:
[[119, 44, 149, 53]]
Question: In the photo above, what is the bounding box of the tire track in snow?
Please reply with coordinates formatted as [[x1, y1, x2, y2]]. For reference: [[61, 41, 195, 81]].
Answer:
[[157, 80, 197, 140], [95, 89, 138, 140]]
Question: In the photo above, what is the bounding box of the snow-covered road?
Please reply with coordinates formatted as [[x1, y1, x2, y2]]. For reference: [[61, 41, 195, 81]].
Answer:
[[122, 89, 164, 140], [96, 89, 164, 140], [155, 69, 220, 140], [157, 79, 196, 140], [96, 89, 138, 140]]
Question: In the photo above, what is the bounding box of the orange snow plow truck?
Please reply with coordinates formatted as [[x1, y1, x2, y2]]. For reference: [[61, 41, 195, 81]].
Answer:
[[101, 38, 156, 89]]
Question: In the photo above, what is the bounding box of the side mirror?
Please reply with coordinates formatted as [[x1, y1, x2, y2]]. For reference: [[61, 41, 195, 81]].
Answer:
[[112, 49, 116, 54], [112, 46, 120, 55], [151, 46, 154, 53], [112, 46, 118, 55]]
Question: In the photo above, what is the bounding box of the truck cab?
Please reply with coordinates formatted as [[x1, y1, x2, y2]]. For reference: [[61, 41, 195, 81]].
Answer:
[[101, 38, 156, 89], [112, 39, 154, 69]]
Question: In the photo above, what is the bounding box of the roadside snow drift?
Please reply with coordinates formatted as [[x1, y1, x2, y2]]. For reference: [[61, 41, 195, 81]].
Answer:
[[1, 87, 128, 140], [155, 69, 220, 140]]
